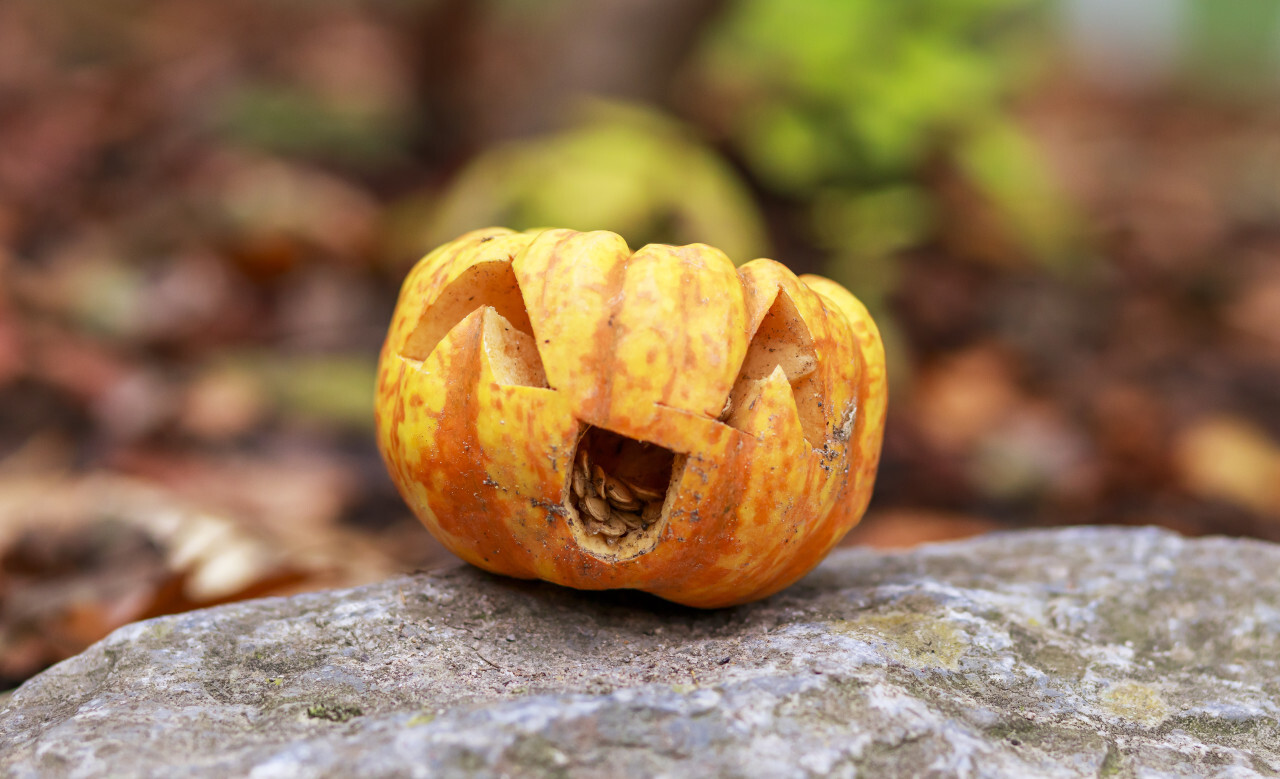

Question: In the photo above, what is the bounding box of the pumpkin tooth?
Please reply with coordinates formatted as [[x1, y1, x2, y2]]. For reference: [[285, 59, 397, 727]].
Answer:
[[641, 502, 662, 524], [571, 470, 587, 498]]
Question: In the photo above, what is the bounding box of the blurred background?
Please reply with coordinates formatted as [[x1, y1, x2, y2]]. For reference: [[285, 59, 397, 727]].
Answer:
[[3, 0, 1280, 689]]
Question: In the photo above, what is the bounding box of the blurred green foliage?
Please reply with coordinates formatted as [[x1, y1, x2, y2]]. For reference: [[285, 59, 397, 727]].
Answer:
[[698, 0, 1074, 297], [208, 352, 379, 432], [1184, 1, 1280, 95], [701, 0, 1037, 189], [424, 0, 1075, 293], [250, 353, 379, 431], [426, 102, 768, 263], [217, 84, 411, 167]]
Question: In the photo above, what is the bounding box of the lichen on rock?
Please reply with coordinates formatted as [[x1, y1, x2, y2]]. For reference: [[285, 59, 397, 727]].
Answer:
[[2, 527, 1278, 777]]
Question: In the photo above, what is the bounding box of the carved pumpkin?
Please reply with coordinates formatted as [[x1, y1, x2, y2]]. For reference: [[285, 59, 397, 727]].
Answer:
[[376, 227, 886, 607]]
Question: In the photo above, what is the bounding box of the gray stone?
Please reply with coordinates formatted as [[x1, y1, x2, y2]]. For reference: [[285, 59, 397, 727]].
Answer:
[[2, 526, 1279, 778]]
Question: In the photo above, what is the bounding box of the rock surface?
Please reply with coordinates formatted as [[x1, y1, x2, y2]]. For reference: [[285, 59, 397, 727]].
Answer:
[[2, 526, 1279, 778]]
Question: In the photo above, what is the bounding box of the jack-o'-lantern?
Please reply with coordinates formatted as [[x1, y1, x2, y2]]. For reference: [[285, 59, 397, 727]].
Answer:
[[376, 228, 886, 607]]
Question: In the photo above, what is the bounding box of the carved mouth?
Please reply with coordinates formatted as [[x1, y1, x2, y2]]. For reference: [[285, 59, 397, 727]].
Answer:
[[566, 425, 678, 559]]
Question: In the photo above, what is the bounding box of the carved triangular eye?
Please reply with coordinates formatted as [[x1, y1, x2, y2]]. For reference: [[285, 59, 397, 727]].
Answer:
[[481, 308, 548, 388], [401, 260, 547, 388], [723, 289, 825, 446]]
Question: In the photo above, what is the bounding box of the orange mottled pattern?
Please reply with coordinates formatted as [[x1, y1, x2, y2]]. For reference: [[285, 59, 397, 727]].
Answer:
[[375, 227, 887, 608]]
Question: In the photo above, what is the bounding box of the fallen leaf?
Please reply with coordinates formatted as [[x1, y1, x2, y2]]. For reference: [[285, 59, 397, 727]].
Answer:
[[1174, 416, 1280, 519]]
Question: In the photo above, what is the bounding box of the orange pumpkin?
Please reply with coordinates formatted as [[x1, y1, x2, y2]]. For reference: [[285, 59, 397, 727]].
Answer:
[[376, 228, 886, 607]]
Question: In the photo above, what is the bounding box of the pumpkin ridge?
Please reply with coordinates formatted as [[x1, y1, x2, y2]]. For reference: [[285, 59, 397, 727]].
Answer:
[[593, 244, 632, 424]]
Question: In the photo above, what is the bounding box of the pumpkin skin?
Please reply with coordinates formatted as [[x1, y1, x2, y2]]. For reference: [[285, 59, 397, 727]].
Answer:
[[376, 227, 886, 608]]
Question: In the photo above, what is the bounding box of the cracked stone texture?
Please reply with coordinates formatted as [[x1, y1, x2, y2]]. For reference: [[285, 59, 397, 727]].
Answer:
[[2, 526, 1279, 778]]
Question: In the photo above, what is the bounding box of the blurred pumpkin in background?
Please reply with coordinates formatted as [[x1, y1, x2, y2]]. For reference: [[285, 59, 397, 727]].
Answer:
[[376, 227, 886, 607]]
